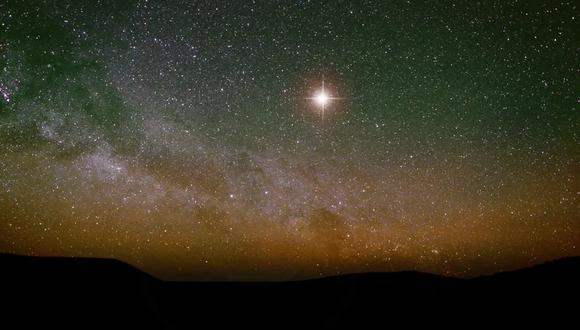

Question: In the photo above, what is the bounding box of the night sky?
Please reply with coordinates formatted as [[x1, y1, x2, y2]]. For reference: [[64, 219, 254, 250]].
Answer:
[[0, 0, 578, 280]]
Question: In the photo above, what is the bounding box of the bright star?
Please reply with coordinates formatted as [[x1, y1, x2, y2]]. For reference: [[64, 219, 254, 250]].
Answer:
[[302, 78, 345, 121], [315, 91, 329, 106]]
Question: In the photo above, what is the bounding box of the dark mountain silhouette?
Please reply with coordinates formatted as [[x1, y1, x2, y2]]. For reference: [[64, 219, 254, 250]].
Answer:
[[1, 254, 578, 329]]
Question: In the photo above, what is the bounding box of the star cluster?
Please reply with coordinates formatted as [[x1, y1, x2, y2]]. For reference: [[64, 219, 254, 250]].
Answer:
[[0, 0, 578, 280]]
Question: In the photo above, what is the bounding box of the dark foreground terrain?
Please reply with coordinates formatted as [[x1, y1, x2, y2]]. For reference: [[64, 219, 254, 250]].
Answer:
[[1, 254, 578, 329]]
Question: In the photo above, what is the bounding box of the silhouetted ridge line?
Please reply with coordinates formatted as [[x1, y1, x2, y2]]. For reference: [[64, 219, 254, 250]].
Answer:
[[1, 254, 579, 329]]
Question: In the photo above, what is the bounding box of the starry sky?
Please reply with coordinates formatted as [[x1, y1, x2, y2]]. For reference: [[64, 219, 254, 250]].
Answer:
[[0, 0, 578, 280]]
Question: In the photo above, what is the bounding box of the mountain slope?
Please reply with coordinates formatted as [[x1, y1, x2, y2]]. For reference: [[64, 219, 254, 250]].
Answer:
[[1, 254, 578, 329]]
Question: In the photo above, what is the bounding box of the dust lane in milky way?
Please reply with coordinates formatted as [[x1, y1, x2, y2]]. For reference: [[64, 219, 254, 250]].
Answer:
[[0, 0, 578, 280]]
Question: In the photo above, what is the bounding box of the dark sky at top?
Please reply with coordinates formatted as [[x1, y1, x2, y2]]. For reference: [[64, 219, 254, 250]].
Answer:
[[0, 0, 578, 280]]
